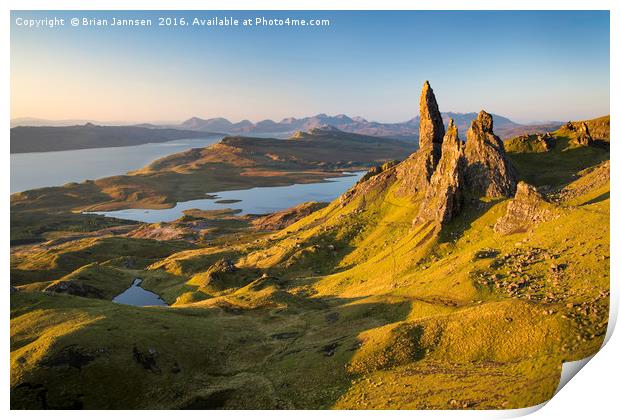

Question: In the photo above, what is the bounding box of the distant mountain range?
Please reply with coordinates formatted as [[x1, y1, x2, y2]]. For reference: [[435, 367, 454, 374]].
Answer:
[[172, 113, 562, 141], [10, 113, 564, 154]]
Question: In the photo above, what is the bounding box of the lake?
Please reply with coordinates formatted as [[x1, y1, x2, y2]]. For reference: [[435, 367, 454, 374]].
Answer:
[[89, 172, 364, 223], [10, 135, 223, 193], [112, 278, 168, 307]]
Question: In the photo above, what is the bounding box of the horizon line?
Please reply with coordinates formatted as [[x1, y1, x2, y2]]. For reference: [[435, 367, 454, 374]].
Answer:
[[11, 110, 580, 127]]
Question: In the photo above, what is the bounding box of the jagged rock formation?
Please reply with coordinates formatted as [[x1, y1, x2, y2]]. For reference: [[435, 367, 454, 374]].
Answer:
[[415, 119, 465, 225], [345, 85, 518, 229], [418, 81, 445, 160], [537, 132, 556, 150], [464, 111, 518, 198], [575, 122, 593, 146], [494, 182, 553, 234], [395, 81, 445, 196]]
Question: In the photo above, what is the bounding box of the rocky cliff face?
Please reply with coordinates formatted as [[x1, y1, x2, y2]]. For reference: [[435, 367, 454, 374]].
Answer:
[[494, 182, 553, 234], [463, 111, 518, 198], [415, 119, 465, 225]]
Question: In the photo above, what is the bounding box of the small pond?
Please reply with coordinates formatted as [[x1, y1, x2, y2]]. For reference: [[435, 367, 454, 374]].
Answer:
[[112, 278, 168, 307]]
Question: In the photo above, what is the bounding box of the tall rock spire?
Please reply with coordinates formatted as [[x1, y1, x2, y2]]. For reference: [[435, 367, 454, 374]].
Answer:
[[395, 81, 445, 196], [415, 119, 465, 225], [418, 81, 445, 162], [464, 110, 517, 197]]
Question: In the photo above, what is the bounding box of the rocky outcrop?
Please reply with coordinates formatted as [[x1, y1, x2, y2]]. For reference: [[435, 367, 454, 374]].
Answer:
[[494, 182, 553, 234], [394, 147, 436, 196], [415, 119, 465, 225], [563, 117, 610, 145], [464, 111, 517, 198], [251, 201, 328, 231], [358, 160, 400, 184], [44, 281, 105, 299], [418, 80, 445, 163], [505, 133, 555, 153], [575, 122, 593, 146]]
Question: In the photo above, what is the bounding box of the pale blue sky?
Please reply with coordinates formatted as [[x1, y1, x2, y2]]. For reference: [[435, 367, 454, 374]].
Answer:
[[11, 10, 610, 123]]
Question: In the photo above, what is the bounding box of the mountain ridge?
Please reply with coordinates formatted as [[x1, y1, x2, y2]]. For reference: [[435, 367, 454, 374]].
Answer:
[[175, 112, 562, 140]]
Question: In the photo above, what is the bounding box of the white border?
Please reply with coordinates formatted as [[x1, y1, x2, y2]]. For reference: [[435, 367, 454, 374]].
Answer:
[[3, 1, 617, 419]]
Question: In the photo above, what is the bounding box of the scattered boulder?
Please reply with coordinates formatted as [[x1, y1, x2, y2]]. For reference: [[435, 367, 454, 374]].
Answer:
[[494, 182, 553, 234], [472, 248, 500, 260], [464, 111, 518, 198], [132, 345, 160, 373], [319, 342, 340, 357]]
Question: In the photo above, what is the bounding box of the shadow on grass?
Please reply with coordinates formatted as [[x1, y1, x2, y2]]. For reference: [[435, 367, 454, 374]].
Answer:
[[507, 137, 609, 188], [10, 287, 414, 409], [582, 191, 610, 206]]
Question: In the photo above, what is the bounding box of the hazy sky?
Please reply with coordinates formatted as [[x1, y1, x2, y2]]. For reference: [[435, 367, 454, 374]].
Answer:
[[11, 10, 609, 123]]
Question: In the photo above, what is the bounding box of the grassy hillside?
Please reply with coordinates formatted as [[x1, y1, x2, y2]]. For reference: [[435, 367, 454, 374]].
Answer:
[[10, 116, 610, 409]]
